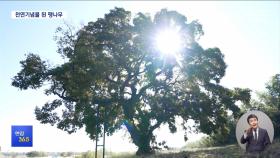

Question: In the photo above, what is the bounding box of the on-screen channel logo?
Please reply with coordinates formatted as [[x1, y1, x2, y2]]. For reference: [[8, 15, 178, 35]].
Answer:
[[11, 125, 33, 147]]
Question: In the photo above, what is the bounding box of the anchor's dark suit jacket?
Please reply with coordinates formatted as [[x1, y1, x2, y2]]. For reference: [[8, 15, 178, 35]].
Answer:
[[240, 127, 271, 153]]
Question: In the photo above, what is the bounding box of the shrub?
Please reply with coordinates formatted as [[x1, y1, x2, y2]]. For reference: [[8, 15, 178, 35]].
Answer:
[[26, 151, 48, 157]]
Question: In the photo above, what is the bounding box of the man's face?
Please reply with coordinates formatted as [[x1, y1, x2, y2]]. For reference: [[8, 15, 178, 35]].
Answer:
[[249, 117, 258, 129]]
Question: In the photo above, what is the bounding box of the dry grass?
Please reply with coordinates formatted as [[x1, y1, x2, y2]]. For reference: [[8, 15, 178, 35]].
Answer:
[[1, 140, 279, 158], [108, 139, 280, 158]]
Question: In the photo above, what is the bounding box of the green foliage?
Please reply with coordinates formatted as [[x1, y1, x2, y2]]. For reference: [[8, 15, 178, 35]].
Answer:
[[208, 117, 237, 146], [26, 151, 48, 157], [12, 7, 250, 155], [11, 53, 48, 90], [60, 152, 74, 157], [184, 120, 236, 148], [75, 151, 94, 158], [183, 136, 215, 148]]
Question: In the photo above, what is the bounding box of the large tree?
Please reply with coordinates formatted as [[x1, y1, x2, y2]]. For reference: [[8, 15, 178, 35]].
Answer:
[[12, 8, 250, 155]]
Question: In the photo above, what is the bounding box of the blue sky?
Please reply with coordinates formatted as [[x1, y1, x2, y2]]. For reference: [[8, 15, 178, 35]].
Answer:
[[0, 1, 279, 152]]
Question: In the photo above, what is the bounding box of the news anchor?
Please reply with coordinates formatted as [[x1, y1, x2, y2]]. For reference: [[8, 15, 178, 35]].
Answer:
[[240, 114, 271, 156]]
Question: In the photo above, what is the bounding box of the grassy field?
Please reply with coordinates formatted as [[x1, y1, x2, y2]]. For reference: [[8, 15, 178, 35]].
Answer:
[[1, 139, 279, 158], [105, 139, 280, 158]]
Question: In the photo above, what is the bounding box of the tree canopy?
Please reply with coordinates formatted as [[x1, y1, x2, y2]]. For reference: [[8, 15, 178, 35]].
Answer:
[[12, 7, 250, 155]]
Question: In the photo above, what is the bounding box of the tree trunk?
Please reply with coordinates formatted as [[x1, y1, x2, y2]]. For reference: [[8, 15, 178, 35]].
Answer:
[[135, 134, 155, 156], [124, 123, 155, 156]]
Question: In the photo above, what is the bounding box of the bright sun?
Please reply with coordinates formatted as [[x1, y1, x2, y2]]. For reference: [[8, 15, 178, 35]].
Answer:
[[154, 25, 184, 67], [155, 27, 183, 56]]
